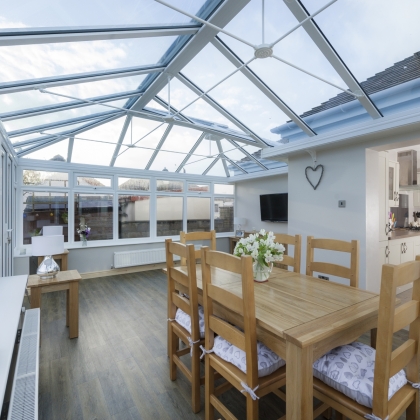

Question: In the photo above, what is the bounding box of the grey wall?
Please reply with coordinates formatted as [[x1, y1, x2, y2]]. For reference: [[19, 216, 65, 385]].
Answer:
[[234, 175, 288, 234], [14, 237, 230, 275]]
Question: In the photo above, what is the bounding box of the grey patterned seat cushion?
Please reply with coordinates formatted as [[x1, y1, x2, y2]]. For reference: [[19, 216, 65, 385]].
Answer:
[[212, 335, 285, 378], [175, 305, 205, 338], [313, 341, 407, 408]]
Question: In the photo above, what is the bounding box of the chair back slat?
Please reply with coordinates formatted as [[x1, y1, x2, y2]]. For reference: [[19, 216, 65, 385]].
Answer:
[[169, 241, 189, 258], [207, 283, 243, 315], [165, 239, 200, 340], [207, 250, 242, 274], [310, 238, 353, 252], [393, 300, 420, 333], [372, 259, 420, 418], [170, 267, 190, 289], [310, 262, 351, 279], [272, 233, 301, 273], [202, 247, 259, 387], [172, 293, 191, 315], [389, 339, 417, 377], [180, 230, 216, 265], [306, 236, 359, 288], [209, 316, 246, 351]]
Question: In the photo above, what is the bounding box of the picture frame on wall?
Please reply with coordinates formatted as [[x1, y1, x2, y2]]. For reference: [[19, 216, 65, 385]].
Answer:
[[235, 230, 245, 237]]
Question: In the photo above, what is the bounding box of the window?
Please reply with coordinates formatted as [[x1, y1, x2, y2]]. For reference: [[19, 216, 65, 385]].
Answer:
[[187, 197, 210, 232], [214, 184, 234, 195], [74, 193, 113, 241], [188, 183, 210, 192], [156, 196, 183, 236], [156, 179, 183, 192], [118, 195, 150, 239], [23, 170, 68, 187], [214, 197, 234, 233], [22, 191, 69, 244], [76, 176, 112, 188], [214, 203, 219, 212], [118, 177, 150, 191]]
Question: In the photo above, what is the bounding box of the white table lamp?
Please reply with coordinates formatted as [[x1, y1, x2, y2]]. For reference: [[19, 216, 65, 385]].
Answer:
[[43, 226, 63, 236], [31, 235, 64, 279]]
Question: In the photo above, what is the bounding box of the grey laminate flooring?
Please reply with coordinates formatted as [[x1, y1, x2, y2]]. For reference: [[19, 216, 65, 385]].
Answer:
[[30, 270, 411, 420]]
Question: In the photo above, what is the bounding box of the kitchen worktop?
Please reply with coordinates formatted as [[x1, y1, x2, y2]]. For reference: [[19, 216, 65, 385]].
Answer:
[[388, 228, 420, 240]]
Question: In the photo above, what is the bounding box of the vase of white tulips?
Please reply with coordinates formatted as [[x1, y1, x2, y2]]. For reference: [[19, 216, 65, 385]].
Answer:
[[233, 229, 285, 282]]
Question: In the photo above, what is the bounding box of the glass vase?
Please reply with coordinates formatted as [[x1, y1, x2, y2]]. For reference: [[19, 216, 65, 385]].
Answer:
[[80, 235, 87, 247], [253, 261, 273, 282]]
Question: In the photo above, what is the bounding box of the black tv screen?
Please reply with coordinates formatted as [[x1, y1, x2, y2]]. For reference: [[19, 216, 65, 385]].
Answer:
[[260, 193, 288, 222]]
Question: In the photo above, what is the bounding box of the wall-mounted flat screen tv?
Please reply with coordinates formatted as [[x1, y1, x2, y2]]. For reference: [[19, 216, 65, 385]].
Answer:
[[260, 193, 288, 222]]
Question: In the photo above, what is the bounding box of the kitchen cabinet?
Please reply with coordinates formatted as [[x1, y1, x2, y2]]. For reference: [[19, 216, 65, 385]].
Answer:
[[388, 160, 400, 207], [378, 153, 389, 241]]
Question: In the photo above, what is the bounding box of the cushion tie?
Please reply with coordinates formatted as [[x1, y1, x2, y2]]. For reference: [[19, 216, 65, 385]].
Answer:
[[408, 380, 420, 389], [199, 345, 214, 360], [240, 382, 259, 401], [364, 415, 389, 420], [187, 336, 200, 356]]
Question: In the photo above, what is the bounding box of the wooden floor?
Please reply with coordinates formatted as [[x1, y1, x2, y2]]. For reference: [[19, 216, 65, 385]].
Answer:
[[30, 270, 412, 420]]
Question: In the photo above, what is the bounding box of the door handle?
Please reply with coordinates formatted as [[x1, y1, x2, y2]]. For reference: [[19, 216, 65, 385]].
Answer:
[[385, 246, 390, 257], [385, 224, 391, 235], [401, 243, 405, 254]]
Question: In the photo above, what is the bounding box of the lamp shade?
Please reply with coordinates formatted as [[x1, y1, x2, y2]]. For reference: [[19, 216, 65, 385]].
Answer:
[[43, 226, 63, 236], [32, 235, 64, 256]]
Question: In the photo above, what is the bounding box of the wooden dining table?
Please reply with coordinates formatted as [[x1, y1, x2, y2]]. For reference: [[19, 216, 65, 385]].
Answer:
[[171, 265, 380, 420]]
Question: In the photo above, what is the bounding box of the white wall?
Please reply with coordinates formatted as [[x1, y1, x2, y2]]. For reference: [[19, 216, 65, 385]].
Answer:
[[235, 175, 288, 234], [288, 144, 368, 288]]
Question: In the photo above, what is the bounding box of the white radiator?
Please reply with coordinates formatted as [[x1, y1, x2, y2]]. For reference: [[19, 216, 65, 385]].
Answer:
[[8, 308, 40, 420], [113, 248, 179, 269]]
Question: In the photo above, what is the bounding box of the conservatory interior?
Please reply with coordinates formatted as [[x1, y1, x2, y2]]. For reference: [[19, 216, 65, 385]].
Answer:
[[1, 0, 420, 419]]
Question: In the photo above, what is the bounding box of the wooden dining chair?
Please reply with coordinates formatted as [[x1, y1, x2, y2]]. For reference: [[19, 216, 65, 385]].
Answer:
[[201, 247, 286, 420], [272, 233, 302, 273], [312, 257, 420, 420], [306, 236, 360, 287], [180, 230, 216, 265], [165, 239, 205, 413]]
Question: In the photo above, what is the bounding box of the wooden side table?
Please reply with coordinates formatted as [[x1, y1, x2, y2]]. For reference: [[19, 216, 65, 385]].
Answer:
[[27, 269, 81, 339], [37, 249, 69, 271]]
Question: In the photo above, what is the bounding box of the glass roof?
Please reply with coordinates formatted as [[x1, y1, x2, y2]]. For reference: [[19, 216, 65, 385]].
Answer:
[[2, 0, 420, 178]]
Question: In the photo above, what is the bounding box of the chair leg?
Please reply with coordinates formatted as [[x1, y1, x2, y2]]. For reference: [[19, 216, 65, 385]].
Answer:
[[246, 394, 258, 420], [168, 326, 177, 381], [191, 343, 201, 413], [406, 393, 418, 420], [205, 357, 215, 420]]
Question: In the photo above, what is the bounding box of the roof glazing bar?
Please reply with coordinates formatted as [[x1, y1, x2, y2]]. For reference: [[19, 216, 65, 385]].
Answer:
[[176, 72, 267, 146], [176, 133, 206, 173], [110, 115, 132, 167], [7, 110, 119, 138], [224, 138, 267, 170], [203, 157, 219, 175], [211, 37, 316, 137], [67, 136, 74, 162], [144, 124, 173, 169], [16, 113, 123, 156], [284, 0, 382, 119], [0, 90, 142, 122], [0, 64, 164, 94], [129, 0, 251, 114], [222, 153, 247, 175], [215, 138, 230, 177], [0, 24, 200, 46]]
